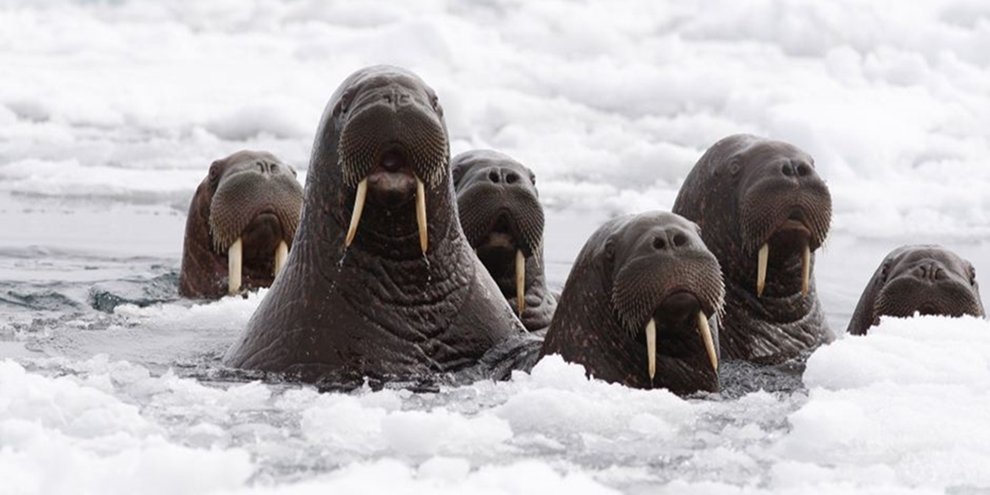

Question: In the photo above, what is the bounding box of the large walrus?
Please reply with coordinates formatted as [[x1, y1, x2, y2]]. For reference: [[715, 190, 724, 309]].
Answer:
[[540, 212, 723, 394], [179, 150, 303, 299], [223, 66, 525, 382], [673, 134, 833, 364], [847, 245, 985, 335], [452, 150, 556, 333]]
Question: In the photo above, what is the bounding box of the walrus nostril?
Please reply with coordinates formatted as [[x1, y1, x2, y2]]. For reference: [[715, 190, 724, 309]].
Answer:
[[672, 232, 687, 247], [781, 162, 795, 177], [505, 171, 519, 184], [653, 236, 667, 250], [796, 162, 812, 177], [488, 169, 501, 183]]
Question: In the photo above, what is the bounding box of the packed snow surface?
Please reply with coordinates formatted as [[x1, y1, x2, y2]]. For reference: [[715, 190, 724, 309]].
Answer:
[[2, 0, 990, 493]]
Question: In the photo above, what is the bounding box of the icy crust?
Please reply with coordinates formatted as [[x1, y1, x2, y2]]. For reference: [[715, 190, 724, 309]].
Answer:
[[2, 0, 990, 233], [5, 316, 990, 493]]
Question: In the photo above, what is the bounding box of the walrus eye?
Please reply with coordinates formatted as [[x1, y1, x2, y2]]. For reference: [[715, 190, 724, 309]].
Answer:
[[878, 262, 890, 283], [430, 95, 443, 116], [970, 266, 977, 286], [208, 161, 222, 189], [530, 173, 536, 185]]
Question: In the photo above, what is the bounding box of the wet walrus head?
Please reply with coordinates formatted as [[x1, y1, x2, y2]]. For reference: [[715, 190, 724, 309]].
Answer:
[[179, 150, 302, 299], [223, 66, 524, 382], [673, 134, 833, 364], [452, 150, 556, 332], [540, 212, 724, 394], [847, 245, 984, 335]]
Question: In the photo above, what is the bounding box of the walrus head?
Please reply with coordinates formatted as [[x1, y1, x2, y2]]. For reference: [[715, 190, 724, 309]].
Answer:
[[541, 212, 724, 394], [452, 150, 555, 331], [179, 150, 302, 298], [319, 66, 449, 259], [847, 245, 985, 335], [673, 134, 833, 363]]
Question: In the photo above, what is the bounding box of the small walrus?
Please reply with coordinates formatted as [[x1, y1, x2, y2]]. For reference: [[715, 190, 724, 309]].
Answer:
[[673, 134, 833, 364], [452, 150, 556, 332], [540, 212, 723, 394], [847, 245, 985, 335], [223, 66, 524, 382], [179, 150, 302, 299]]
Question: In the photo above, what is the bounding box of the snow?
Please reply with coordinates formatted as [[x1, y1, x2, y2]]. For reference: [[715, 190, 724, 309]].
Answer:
[[2, 0, 990, 493]]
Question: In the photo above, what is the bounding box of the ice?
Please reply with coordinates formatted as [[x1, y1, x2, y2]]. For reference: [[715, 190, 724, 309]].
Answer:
[[3, 0, 990, 492]]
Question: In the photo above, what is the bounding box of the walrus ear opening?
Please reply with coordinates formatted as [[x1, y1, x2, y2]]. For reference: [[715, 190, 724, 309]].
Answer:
[[208, 160, 224, 190]]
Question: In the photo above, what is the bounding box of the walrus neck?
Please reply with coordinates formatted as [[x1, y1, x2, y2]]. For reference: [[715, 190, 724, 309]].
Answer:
[[720, 281, 832, 363], [477, 247, 555, 332]]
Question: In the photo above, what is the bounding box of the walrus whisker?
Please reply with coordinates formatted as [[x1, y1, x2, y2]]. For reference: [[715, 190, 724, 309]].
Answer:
[[516, 249, 525, 314], [228, 237, 243, 295], [345, 178, 368, 248], [416, 177, 428, 255], [757, 243, 768, 297], [274, 240, 288, 277], [646, 317, 657, 381], [801, 245, 811, 296], [697, 311, 718, 372]]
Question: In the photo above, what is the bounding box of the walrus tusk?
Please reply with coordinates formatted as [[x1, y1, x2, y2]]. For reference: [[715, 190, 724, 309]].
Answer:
[[646, 318, 657, 381], [416, 178, 428, 255], [801, 245, 811, 296], [757, 243, 768, 297], [345, 178, 368, 248], [274, 240, 288, 276], [515, 249, 525, 314], [697, 311, 718, 372], [228, 237, 243, 295]]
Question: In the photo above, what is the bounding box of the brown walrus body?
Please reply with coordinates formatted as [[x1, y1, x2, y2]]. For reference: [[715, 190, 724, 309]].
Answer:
[[847, 245, 985, 335], [223, 66, 525, 382], [673, 134, 833, 364], [179, 150, 302, 299], [540, 212, 724, 395], [452, 150, 556, 333]]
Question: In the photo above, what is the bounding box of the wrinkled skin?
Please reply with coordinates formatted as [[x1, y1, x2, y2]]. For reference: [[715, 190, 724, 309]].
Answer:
[[179, 150, 302, 299], [223, 66, 525, 383], [673, 134, 833, 364], [541, 212, 725, 395], [847, 245, 985, 335], [452, 150, 556, 333]]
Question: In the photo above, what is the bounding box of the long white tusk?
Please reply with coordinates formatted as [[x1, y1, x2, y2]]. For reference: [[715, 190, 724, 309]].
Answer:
[[801, 245, 811, 296], [646, 318, 657, 381], [515, 249, 525, 314], [274, 240, 288, 277], [757, 243, 769, 297], [345, 178, 368, 248], [697, 311, 718, 372], [416, 178, 428, 255], [228, 237, 243, 295]]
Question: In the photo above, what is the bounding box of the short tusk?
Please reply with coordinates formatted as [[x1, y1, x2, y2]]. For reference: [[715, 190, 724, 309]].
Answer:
[[515, 249, 525, 315], [228, 237, 243, 295], [345, 178, 368, 248], [646, 318, 657, 381], [416, 178, 428, 255], [801, 245, 811, 296], [274, 240, 288, 277], [757, 243, 769, 297], [697, 311, 718, 372]]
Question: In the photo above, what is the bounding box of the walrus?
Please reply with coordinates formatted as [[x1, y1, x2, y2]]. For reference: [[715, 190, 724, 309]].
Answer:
[[540, 211, 724, 394], [223, 66, 525, 382], [847, 245, 985, 335], [672, 134, 833, 364], [452, 150, 556, 333], [179, 150, 303, 299]]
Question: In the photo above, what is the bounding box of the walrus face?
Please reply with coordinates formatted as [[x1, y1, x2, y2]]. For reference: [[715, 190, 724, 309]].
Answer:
[[453, 150, 545, 314], [733, 141, 832, 298], [331, 67, 449, 257], [180, 150, 303, 298], [607, 215, 724, 383], [857, 245, 984, 333]]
